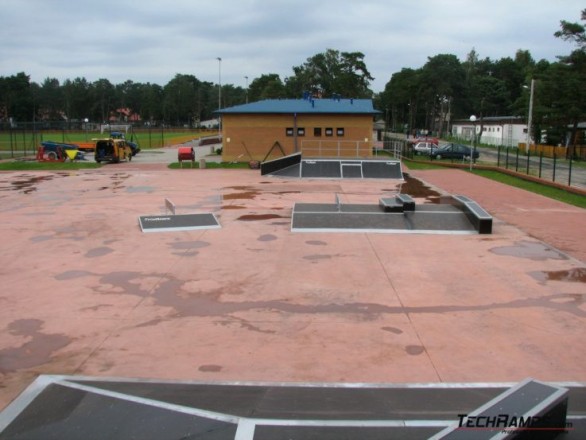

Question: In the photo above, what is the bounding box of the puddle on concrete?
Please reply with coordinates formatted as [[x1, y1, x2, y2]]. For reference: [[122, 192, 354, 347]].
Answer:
[[237, 214, 288, 221], [258, 234, 277, 242], [490, 240, 568, 261], [405, 345, 425, 355], [306, 240, 327, 246], [0, 319, 71, 373], [530, 267, 586, 284], [85, 247, 114, 258], [399, 176, 441, 203]]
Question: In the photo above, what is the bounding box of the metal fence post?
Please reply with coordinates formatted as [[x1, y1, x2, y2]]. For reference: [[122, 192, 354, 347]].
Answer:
[[552, 151, 557, 182], [539, 152, 543, 178], [568, 154, 573, 187], [497, 145, 501, 167], [515, 148, 519, 172]]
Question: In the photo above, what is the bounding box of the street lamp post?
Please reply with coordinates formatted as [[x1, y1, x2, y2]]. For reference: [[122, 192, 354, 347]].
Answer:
[[217, 57, 222, 135], [244, 76, 249, 104], [469, 115, 477, 171], [525, 78, 535, 155]]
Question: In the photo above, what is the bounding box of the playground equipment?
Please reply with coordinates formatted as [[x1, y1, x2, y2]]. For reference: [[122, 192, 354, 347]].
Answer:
[[37, 141, 85, 162], [178, 147, 195, 167]]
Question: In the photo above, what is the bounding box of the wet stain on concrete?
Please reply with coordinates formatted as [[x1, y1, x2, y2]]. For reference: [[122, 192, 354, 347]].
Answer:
[[0, 319, 71, 373], [30, 235, 53, 243], [303, 254, 332, 261], [134, 318, 165, 328], [237, 214, 288, 221], [8, 175, 56, 194], [530, 268, 586, 284], [543, 267, 586, 283], [82, 270, 586, 335], [222, 205, 246, 210], [80, 304, 112, 312], [55, 270, 94, 280], [199, 364, 222, 372], [85, 247, 114, 258], [168, 240, 211, 250], [224, 186, 254, 191], [258, 234, 277, 242], [221, 317, 277, 334], [126, 186, 155, 193], [490, 240, 568, 261], [405, 345, 425, 355], [224, 192, 259, 200], [400, 176, 441, 202], [382, 326, 403, 334], [306, 240, 327, 246]]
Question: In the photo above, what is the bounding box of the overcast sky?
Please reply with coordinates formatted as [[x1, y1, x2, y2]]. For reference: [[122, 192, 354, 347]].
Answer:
[[0, 0, 583, 93]]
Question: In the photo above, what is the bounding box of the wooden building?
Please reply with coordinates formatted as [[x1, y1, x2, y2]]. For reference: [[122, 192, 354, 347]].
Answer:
[[216, 97, 381, 162]]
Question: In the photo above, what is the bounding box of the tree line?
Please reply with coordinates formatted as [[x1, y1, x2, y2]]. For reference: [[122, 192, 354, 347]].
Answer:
[[0, 10, 584, 146], [0, 50, 374, 129], [380, 9, 585, 146]]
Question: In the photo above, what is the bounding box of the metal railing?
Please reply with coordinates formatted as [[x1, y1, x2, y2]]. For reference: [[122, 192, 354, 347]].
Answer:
[[300, 140, 373, 158], [496, 145, 585, 189]]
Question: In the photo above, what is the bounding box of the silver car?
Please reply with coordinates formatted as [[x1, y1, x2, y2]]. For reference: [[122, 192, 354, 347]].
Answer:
[[413, 142, 438, 155]]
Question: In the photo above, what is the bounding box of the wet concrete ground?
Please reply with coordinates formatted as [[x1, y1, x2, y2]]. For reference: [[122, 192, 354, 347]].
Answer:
[[0, 151, 584, 410]]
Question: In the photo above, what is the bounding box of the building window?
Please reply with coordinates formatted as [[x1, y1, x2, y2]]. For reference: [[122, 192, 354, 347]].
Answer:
[[325, 127, 333, 136], [286, 128, 294, 136], [337, 127, 345, 136], [314, 127, 322, 137], [297, 127, 305, 136]]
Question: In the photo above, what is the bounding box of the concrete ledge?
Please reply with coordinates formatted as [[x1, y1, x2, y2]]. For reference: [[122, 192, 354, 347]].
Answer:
[[451, 195, 493, 234]]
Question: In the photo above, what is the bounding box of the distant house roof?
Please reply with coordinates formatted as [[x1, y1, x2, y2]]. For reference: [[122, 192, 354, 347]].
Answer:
[[216, 98, 381, 115]]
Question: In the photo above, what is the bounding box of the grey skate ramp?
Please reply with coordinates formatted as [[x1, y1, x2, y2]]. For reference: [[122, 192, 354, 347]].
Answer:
[[261, 154, 403, 179], [292, 202, 477, 234], [1, 376, 584, 440], [138, 213, 221, 233]]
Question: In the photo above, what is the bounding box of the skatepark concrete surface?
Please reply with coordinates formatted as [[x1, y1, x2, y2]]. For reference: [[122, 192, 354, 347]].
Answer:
[[0, 146, 585, 413]]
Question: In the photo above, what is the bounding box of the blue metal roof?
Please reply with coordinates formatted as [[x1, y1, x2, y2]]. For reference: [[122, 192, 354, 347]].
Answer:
[[216, 98, 381, 115]]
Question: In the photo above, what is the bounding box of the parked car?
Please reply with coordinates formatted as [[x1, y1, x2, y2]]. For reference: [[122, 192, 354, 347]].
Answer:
[[413, 142, 439, 155], [95, 139, 133, 163], [110, 131, 140, 156], [433, 143, 479, 160], [408, 137, 439, 146]]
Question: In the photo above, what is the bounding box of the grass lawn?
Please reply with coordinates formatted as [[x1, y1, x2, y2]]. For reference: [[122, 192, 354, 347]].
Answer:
[[0, 161, 100, 171], [469, 169, 586, 209], [0, 129, 215, 152]]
